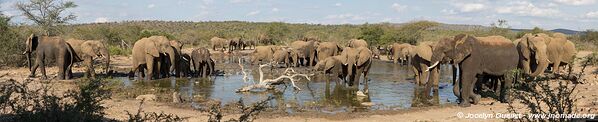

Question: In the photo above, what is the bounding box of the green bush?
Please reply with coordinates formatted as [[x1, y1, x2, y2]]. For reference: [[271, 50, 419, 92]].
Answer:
[[107, 45, 131, 56], [0, 14, 27, 68]]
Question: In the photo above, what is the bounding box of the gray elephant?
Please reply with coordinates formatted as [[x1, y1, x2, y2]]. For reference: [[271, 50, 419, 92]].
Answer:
[[409, 43, 438, 87], [338, 47, 373, 90], [242, 39, 256, 50], [347, 39, 368, 48], [154, 38, 181, 78], [290, 40, 319, 67], [131, 36, 169, 80], [24, 34, 75, 80], [66, 39, 111, 78], [316, 42, 342, 61], [389, 43, 414, 64], [516, 33, 550, 77], [229, 37, 241, 51], [210, 37, 229, 51], [191, 47, 214, 78], [273, 47, 292, 67], [537, 33, 577, 74], [427, 34, 518, 107]]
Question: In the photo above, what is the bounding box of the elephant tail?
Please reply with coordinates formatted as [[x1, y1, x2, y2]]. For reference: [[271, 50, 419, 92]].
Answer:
[[66, 43, 76, 75]]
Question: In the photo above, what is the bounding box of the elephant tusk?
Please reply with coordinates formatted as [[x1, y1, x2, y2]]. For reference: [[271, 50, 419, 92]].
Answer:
[[22, 51, 28, 55], [547, 59, 552, 63], [182, 57, 189, 61], [425, 61, 440, 72]]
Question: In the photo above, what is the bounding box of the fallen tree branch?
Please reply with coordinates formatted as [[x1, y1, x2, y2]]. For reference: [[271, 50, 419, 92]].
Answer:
[[236, 62, 313, 92], [239, 58, 249, 83]]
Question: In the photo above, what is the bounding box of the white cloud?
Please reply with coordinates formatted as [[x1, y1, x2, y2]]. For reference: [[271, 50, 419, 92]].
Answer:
[[554, 0, 596, 5], [585, 11, 598, 18], [495, 1, 561, 17], [147, 4, 155, 8], [335, 3, 342, 7], [441, 9, 457, 15], [271, 8, 279, 12], [455, 3, 486, 12], [230, 0, 252, 4], [391, 3, 407, 12], [246, 10, 261, 16], [94, 17, 109, 23], [325, 13, 365, 20]]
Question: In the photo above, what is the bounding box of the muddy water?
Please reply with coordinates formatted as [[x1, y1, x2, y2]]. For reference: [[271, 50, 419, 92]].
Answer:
[[118, 60, 457, 112]]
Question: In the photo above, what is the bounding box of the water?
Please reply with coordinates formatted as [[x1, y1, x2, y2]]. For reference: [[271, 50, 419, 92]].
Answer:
[[118, 60, 458, 112]]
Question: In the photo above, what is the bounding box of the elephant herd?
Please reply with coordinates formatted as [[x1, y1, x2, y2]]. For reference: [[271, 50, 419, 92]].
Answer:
[[23, 32, 577, 108]]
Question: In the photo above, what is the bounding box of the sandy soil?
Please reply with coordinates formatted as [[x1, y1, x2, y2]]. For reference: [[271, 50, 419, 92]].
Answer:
[[0, 49, 596, 121]]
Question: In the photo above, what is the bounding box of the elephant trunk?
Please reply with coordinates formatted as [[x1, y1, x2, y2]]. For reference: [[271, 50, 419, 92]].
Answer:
[[101, 48, 111, 74], [530, 51, 549, 77], [167, 48, 177, 75]]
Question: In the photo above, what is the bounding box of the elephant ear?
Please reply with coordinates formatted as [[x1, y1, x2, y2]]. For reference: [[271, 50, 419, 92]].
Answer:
[[324, 58, 336, 71], [452, 34, 474, 64], [81, 42, 97, 57], [147, 42, 160, 57], [518, 36, 531, 61], [356, 47, 372, 66], [415, 44, 433, 61]]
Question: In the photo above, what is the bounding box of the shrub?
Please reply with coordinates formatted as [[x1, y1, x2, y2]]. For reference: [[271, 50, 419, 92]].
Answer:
[[0, 14, 27, 68], [126, 100, 185, 122], [0, 78, 112, 121], [107, 45, 132, 56]]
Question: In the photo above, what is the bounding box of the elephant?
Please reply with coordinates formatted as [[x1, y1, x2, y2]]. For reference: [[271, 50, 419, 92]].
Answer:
[[537, 33, 577, 74], [316, 42, 342, 62], [313, 55, 346, 82], [154, 38, 181, 78], [191, 47, 214, 78], [66, 39, 111, 78], [338, 47, 373, 91], [370, 46, 381, 59], [177, 53, 192, 77], [258, 34, 274, 45], [228, 37, 241, 51], [389, 43, 415, 64], [290, 40, 319, 67], [427, 34, 519, 107], [210, 37, 229, 51], [409, 43, 439, 87], [251, 46, 277, 64], [131, 36, 170, 80], [242, 39, 256, 50], [24, 34, 75, 80], [347, 39, 368, 48], [273, 48, 292, 67], [516, 33, 550, 77]]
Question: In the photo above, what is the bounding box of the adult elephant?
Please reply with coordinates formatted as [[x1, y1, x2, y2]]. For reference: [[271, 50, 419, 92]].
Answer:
[[410, 43, 439, 89], [242, 39, 256, 50], [229, 37, 241, 51], [516, 33, 550, 77], [177, 53, 192, 77], [131, 36, 170, 80], [389, 43, 415, 64], [23, 34, 75, 80], [338, 47, 373, 91], [258, 34, 274, 45], [537, 33, 577, 74], [210, 37, 229, 51], [154, 38, 181, 78], [347, 39, 368, 48], [290, 40, 319, 67], [191, 47, 214, 78], [427, 34, 518, 107], [66, 39, 111, 78], [251, 46, 277, 64], [316, 42, 342, 61]]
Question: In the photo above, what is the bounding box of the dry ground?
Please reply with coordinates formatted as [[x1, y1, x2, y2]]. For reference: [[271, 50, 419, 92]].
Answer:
[[0, 49, 596, 121]]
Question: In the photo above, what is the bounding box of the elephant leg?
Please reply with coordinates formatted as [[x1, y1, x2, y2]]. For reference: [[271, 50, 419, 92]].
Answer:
[[85, 57, 94, 78], [30, 55, 41, 78], [453, 66, 461, 99], [146, 57, 155, 80], [552, 58, 562, 74], [425, 67, 439, 97], [411, 66, 420, 85], [522, 60, 531, 76], [57, 56, 66, 80], [40, 58, 48, 80], [459, 72, 476, 107], [202, 64, 208, 78], [500, 76, 513, 103], [354, 67, 363, 90]]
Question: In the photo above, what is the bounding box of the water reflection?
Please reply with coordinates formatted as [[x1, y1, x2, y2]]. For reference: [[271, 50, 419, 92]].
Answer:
[[116, 60, 458, 112]]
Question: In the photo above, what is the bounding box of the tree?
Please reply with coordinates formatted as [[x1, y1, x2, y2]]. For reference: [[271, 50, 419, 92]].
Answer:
[[16, 0, 77, 35], [489, 19, 512, 39], [358, 24, 384, 46]]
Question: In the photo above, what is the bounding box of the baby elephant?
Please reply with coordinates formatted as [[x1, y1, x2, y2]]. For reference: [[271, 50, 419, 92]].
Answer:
[[191, 48, 215, 78], [313, 56, 346, 81]]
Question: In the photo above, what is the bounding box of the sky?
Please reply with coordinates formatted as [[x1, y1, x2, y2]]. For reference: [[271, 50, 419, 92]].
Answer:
[[1, 0, 598, 30]]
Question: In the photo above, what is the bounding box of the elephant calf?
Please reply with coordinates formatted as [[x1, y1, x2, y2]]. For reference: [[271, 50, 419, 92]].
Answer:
[[314, 56, 346, 81], [66, 39, 110, 78]]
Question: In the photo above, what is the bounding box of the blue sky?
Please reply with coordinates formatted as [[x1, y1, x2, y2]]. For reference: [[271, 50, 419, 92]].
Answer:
[[1, 0, 598, 30]]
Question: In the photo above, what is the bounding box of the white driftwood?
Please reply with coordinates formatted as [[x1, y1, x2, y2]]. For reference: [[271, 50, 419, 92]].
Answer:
[[236, 62, 313, 92], [239, 58, 249, 83]]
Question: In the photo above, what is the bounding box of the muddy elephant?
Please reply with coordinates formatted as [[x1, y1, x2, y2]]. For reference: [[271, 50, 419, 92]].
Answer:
[[131, 36, 170, 80], [24, 34, 75, 80], [536, 33, 577, 74], [314, 55, 346, 82], [427, 34, 518, 107], [210, 37, 229, 51], [389, 43, 414, 64], [251, 46, 277, 64], [191, 47, 214, 78], [347, 39, 368, 48], [516, 33, 550, 77], [258, 34, 274, 45], [290, 40, 319, 67], [273, 48, 292, 67], [338, 47, 373, 91], [316, 42, 342, 61], [66, 39, 111, 78]]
